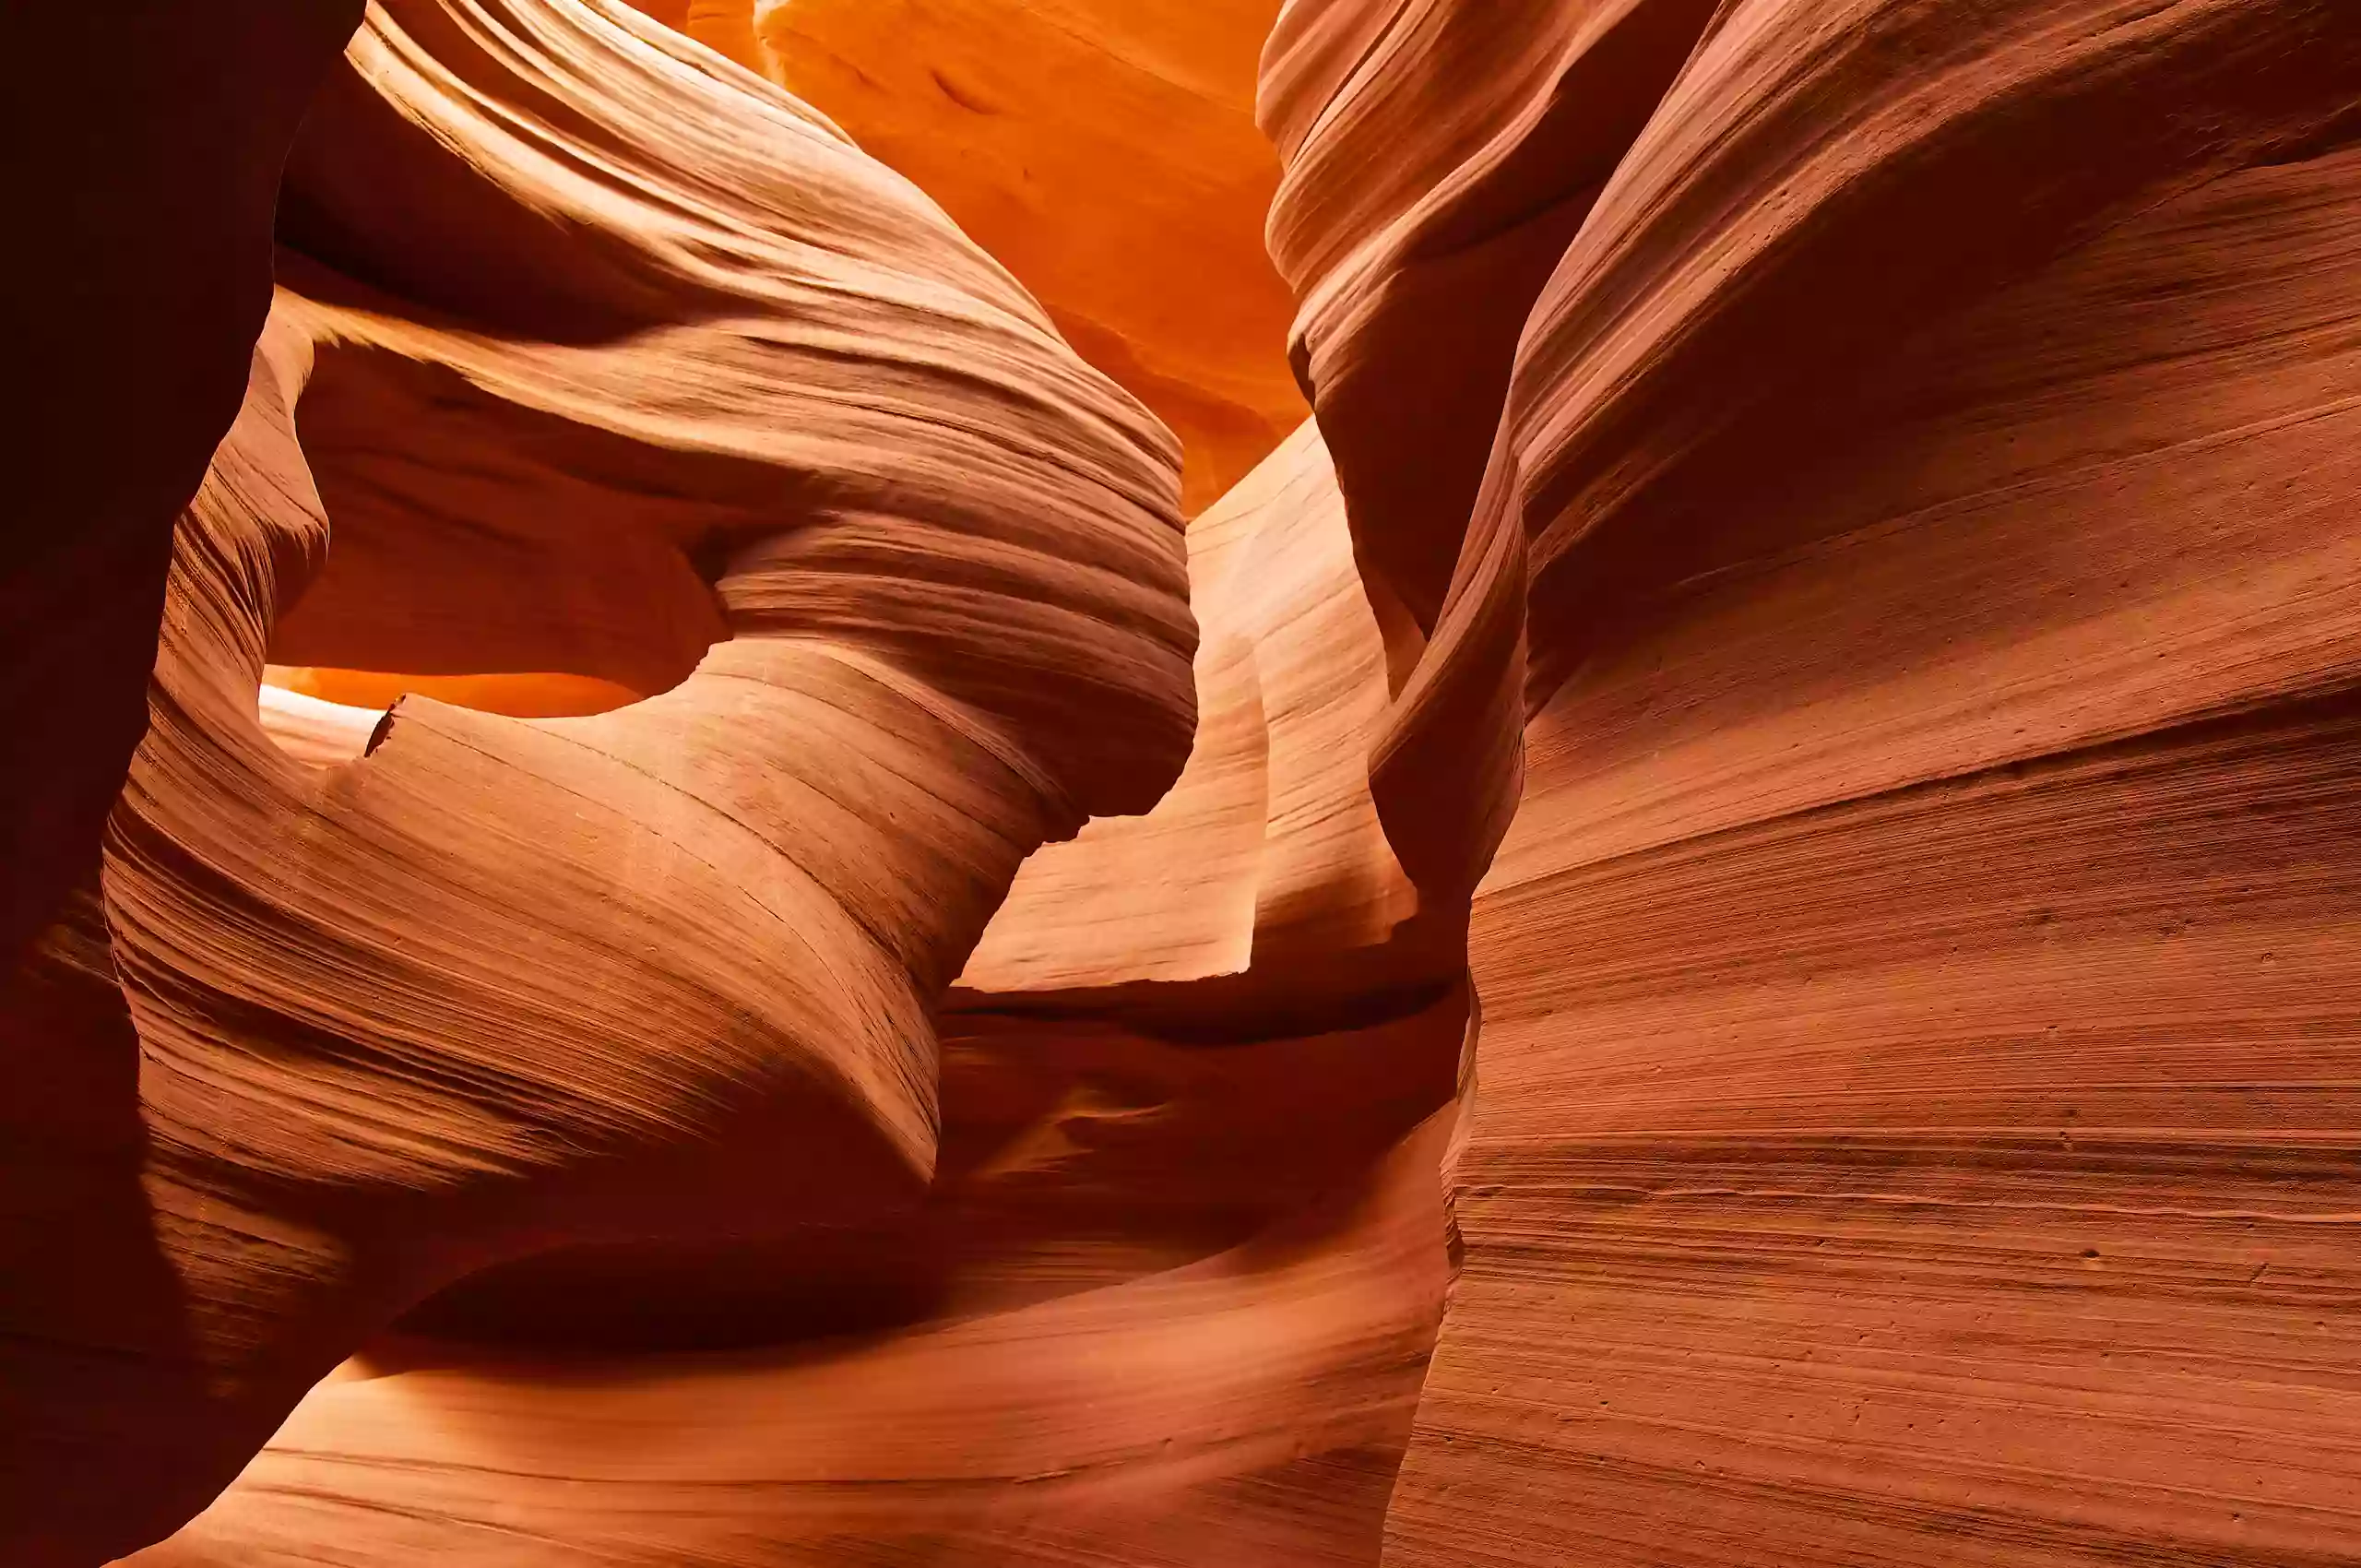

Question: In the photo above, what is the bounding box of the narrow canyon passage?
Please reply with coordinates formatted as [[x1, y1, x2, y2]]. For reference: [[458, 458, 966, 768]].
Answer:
[[5, 2, 2361, 1565]]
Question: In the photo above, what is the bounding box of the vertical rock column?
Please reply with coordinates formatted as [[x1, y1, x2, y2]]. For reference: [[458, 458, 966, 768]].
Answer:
[[1262, 0, 2361, 1563]]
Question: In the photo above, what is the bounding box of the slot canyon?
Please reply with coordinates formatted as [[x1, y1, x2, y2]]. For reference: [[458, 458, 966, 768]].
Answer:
[[5, 1, 2361, 1563]]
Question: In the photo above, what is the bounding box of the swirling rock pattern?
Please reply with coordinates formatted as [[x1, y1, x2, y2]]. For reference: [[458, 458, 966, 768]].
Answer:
[[959, 420, 1421, 1004], [18, 0, 2361, 1562], [624, 0, 1309, 513], [5, 0, 1192, 1561], [134, 1060, 1460, 1568], [127, 398, 1466, 1568], [15, 3, 1476, 1563], [1261, 0, 1716, 643], [1262, 0, 2361, 1562]]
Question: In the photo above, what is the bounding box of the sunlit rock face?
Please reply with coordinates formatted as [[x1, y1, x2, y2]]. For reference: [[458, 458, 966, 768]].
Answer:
[[630, 0, 1309, 514], [1259, 0, 2361, 1563], [130, 406, 1466, 1566], [9, 0, 2361, 1565], [6, 0, 1195, 1560], [6, 2, 1452, 1565]]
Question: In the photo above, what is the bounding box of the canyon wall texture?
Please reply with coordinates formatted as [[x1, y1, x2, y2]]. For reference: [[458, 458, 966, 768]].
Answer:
[[9, 0, 1198, 1559], [134, 418, 1466, 1568], [9, 0, 2361, 1565], [625, 0, 1308, 512], [10, 2, 1448, 1565], [1258, 0, 2361, 1562]]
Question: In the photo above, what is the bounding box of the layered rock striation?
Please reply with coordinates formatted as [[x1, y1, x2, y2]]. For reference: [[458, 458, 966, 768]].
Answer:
[[1260, 0, 2361, 1562], [626, 0, 1309, 512], [7, 0, 1194, 1560], [140, 416, 1469, 1568], [11, 0, 2361, 1564]]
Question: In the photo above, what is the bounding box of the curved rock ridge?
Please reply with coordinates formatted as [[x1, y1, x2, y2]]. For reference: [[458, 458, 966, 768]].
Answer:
[[21, 0, 2361, 1562], [1258, 1, 2361, 1563], [958, 419, 1421, 1004], [1260, 0, 1718, 647], [622, 0, 1310, 513], [0, 1, 363, 964], [1256, 0, 1726, 902], [135, 402, 1469, 1564], [264, 0, 1193, 769], [3, 1, 1193, 1562]]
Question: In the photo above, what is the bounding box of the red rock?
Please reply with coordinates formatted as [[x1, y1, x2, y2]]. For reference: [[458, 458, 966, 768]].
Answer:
[[17, 0, 2361, 1562], [136, 1045, 1461, 1568], [126, 366, 1465, 1568], [6, 0, 1191, 1559], [1258, 0, 2361, 1562], [959, 420, 1421, 1003], [1260, 0, 1718, 642]]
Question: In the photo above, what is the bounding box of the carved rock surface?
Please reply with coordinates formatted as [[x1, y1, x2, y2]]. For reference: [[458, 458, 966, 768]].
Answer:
[[18, 0, 2361, 1562], [16, 2, 1474, 1562], [628, 0, 1308, 513], [1261, 0, 1716, 641], [131, 410, 1466, 1567], [959, 420, 1419, 1003], [136, 1086, 1458, 1568], [4, 1, 1192, 1561], [1259, 0, 2361, 1563]]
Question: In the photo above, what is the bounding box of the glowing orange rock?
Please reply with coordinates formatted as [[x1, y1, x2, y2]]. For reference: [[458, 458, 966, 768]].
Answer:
[[3, 2, 1191, 1561], [1259, 1, 2361, 1562], [628, 0, 1308, 513], [24, 1, 2361, 1564]]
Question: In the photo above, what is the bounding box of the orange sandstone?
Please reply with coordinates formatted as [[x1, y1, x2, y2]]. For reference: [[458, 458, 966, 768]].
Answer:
[[4, 2, 1190, 1560], [11, 2, 2361, 1566], [1259, 1, 2361, 1562], [630, 0, 1308, 512]]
